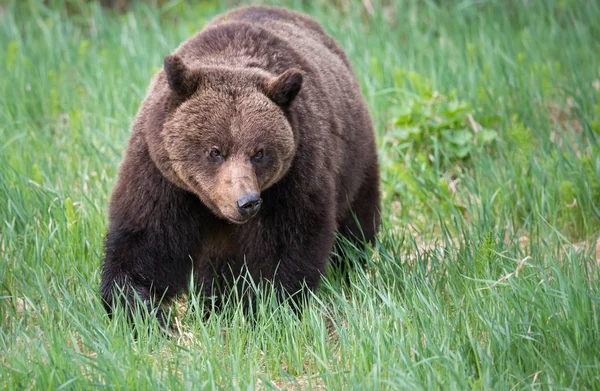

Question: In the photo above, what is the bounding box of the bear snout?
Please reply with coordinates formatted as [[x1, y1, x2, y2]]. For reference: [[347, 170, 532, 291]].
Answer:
[[236, 192, 262, 219]]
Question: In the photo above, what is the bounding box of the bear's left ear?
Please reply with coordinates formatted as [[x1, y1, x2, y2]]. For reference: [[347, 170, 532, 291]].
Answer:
[[163, 54, 201, 99], [263, 69, 303, 107]]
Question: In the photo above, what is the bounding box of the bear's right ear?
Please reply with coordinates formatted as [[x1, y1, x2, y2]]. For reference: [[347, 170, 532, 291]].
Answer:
[[163, 54, 201, 99]]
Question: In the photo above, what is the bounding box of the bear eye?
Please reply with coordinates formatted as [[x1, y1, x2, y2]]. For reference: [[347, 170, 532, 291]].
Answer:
[[253, 150, 264, 161], [209, 147, 222, 159]]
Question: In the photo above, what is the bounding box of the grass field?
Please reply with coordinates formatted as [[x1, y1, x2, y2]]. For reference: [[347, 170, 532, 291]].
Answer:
[[1, 0, 600, 389]]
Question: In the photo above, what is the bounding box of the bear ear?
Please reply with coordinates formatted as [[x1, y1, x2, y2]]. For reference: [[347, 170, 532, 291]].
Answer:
[[163, 54, 201, 99], [263, 68, 303, 107]]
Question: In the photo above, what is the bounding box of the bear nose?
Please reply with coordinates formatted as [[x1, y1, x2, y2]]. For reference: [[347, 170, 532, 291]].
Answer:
[[236, 193, 262, 218]]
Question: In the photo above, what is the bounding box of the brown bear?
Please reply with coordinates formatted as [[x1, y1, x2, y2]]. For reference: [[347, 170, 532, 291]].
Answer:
[[100, 5, 380, 326]]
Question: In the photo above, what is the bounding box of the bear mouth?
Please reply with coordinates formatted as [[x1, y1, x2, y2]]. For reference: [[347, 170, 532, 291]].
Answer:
[[217, 207, 258, 224], [225, 215, 254, 225]]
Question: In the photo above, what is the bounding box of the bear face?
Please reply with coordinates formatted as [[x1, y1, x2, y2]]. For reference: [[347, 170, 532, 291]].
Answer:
[[159, 55, 302, 223]]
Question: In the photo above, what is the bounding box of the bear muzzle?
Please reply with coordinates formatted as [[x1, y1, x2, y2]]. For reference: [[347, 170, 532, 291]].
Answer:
[[236, 192, 262, 219]]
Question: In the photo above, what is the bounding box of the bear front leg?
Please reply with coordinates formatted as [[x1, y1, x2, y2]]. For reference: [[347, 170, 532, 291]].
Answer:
[[100, 225, 197, 329], [246, 184, 337, 312], [276, 213, 336, 311], [100, 147, 204, 329]]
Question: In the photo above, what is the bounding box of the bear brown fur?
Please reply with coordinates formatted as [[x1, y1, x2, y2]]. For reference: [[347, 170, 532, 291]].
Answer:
[[100, 5, 380, 326]]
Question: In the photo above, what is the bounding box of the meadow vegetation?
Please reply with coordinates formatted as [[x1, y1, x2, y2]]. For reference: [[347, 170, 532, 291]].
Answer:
[[1, 0, 599, 389]]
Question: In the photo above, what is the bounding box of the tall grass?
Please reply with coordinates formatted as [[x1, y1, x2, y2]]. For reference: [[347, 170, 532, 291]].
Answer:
[[1, 0, 599, 389]]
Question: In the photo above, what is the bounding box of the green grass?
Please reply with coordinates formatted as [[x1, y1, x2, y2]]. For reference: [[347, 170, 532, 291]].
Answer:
[[1, 0, 599, 389]]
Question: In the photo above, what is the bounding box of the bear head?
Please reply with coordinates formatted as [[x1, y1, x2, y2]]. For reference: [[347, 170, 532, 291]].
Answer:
[[156, 54, 303, 224]]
